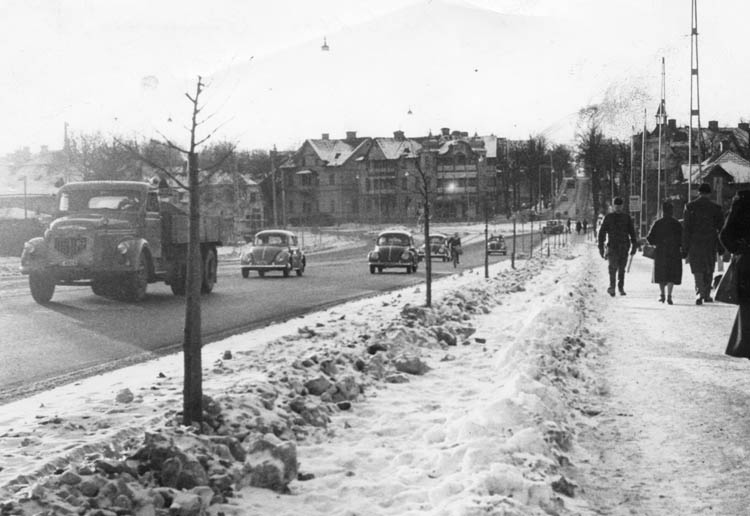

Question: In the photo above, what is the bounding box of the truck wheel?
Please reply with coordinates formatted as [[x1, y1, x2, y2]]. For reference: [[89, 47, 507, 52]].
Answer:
[[369, 265, 375, 274], [201, 248, 217, 294], [296, 259, 305, 277], [124, 253, 148, 302], [258, 270, 265, 277], [29, 272, 55, 304], [241, 268, 249, 279], [92, 279, 117, 298]]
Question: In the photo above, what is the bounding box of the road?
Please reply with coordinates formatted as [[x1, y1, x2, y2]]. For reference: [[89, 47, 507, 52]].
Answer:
[[0, 233, 547, 402]]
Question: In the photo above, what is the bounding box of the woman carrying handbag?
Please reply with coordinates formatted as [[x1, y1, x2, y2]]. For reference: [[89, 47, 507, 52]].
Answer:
[[719, 190, 750, 358], [646, 202, 683, 304]]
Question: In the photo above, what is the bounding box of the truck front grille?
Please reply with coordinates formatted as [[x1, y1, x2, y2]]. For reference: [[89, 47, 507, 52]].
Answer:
[[55, 237, 87, 257]]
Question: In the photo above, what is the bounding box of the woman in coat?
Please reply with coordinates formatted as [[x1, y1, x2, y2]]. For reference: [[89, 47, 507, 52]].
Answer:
[[720, 190, 750, 358], [646, 202, 683, 304]]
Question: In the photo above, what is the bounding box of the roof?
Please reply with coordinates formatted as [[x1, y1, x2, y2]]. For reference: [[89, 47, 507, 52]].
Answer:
[[702, 151, 750, 184], [60, 181, 151, 192], [307, 139, 362, 166], [372, 138, 422, 160]]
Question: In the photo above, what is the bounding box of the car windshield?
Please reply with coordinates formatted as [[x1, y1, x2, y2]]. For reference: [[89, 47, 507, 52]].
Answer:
[[429, 236, 445, 244], [255, 233, 288, 246], [378, 234, 409, 246], [58, 189, 143, 213]]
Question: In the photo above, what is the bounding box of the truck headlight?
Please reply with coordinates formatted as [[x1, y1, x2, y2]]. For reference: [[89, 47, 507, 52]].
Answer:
[[23, 241, 36, 255], [117, 242, 130, 255]]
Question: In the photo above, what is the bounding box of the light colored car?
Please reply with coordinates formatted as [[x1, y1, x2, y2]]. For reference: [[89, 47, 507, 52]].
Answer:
[[240, 229, 306, 278], [486, 235, 508, 255], [368, 230, 419, 274], [417, 233, 450, 262]]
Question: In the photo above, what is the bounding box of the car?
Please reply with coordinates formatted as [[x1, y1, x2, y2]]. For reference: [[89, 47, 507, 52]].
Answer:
[[368, 230, 419, 274], [417, 233, 450, 262], [486, 234, 508, 255], [542, 219, 565, 235], [240, 229, 306, 278]]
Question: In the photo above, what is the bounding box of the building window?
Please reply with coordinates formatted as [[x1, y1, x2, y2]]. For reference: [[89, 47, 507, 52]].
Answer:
[[250, 192, 257, 202], [329, 173, 335, 186], [301, 174, 313, 186]]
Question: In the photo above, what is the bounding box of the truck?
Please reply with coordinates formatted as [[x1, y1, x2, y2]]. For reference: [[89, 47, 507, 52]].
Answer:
[[20, 180, 222, 304]]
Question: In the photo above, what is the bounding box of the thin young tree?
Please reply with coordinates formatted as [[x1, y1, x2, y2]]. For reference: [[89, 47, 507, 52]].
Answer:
[[119, 76, 234, 427]]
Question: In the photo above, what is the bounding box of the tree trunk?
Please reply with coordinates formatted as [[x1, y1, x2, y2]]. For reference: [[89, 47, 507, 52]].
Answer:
[[183, 149, 203, 427]]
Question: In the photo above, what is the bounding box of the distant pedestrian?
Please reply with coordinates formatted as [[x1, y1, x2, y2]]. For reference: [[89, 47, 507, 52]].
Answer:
[[575, 220, 582, 234], [598, 197, 638, 296], [719, 190, 750, 357], [646, 201, 682, 304], [566, 218, 571, 233], [682, 183, 724, 305], [582, 219, 588, 234]]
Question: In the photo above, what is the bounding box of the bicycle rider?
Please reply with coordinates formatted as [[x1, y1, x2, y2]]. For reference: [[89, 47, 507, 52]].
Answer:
[[446, 232, 462, 264]]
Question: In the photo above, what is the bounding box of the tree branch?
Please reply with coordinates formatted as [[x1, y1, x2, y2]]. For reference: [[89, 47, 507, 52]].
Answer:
[[115, 138, 189, 190]]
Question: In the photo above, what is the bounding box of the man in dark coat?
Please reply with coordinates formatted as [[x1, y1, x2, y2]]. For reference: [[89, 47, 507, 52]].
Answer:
[[682, 183, 724, 304], [598, 197, 638, 296], [720, 190, 750, 357]]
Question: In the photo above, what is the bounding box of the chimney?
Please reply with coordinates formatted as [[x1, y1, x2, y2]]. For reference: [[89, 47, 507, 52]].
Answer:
[[345, 131, 357, 141], [668, 119, 676, 130], [739, 122, 750, 132], [393, 130, 405, 141], [708, 120, 719, 131], [321, 133, 329, 140], [441, 127, 450, 137]]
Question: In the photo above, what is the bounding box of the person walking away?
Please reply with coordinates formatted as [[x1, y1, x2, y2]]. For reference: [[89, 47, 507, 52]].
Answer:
[[575, 220, 582, 235], [719, 190, 750, 357], [582, 219, 588, 234], [646, 201, 682, 304], [598, 197, 638, 297], [566, 218, 572, 233], [682, 183, 724, 305]]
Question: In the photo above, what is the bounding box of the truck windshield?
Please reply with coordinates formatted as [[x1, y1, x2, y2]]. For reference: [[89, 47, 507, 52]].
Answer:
[[59, 190, 143, 213]]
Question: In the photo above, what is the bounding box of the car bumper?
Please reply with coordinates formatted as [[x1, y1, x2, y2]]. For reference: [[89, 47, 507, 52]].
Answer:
[[242, 264, 289, 271], [369, 261, 412, 268]]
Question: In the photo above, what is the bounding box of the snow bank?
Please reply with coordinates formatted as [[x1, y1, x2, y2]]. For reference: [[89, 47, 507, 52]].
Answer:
[[0, 243, 604, 516]]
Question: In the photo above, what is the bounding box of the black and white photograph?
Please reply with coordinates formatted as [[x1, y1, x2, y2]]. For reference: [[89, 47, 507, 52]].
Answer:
[[2, 1, 750, 514]]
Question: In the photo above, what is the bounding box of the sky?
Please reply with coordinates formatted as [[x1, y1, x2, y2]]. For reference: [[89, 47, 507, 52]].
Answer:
[[1, 228, 746, 514], [3, 0, 750, 158]]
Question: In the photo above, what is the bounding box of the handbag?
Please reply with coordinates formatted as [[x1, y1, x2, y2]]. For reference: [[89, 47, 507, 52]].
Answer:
[[715, 255, 740, 304], [642, 244, 656, 259]]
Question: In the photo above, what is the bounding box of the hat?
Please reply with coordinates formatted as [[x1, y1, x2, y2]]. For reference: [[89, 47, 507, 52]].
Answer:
[[698, 183, 711, 194], [613, 197, 624, 205]]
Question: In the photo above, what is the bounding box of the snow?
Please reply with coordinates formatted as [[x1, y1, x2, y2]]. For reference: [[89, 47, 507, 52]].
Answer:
[[1, 227, 743, 515]]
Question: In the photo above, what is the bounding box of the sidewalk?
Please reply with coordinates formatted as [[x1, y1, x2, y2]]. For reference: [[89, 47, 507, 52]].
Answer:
[[572, 240, 750, 515]]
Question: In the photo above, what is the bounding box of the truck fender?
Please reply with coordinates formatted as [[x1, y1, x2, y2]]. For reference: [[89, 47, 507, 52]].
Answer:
[[120, 238, 152, 273], [20, 236, 49, 271]]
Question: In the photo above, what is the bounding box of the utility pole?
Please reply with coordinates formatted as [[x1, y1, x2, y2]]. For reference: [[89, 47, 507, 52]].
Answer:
[[688, 0, 703, 201], [657, 56, 666, 216], [271, 149, 278, 227], [640, 109, 647, 235]]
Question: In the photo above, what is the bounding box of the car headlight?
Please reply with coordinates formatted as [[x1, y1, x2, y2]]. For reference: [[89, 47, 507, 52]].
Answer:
[[117, 241, 130, 255], [274, 252, 289, 264], [400, 251, 411, 260]]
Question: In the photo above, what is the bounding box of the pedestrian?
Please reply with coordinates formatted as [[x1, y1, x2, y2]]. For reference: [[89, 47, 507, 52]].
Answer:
[[598, 197, 638, 297], [446, 232, 462, 265], [719, 190, 750, 357], [646, 201, 682, 304], [582, 219, 588, 234], [566, 218, 571, 233], [575, 220, 582, 234], [682, 183, 724, 305]]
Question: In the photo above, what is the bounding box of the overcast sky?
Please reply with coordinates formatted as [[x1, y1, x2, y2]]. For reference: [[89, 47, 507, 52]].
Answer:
[[3, 0, 750, 157]]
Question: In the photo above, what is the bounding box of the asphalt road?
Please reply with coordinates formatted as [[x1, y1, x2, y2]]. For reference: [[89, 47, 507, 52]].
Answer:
[[0, 233, 544, 402]]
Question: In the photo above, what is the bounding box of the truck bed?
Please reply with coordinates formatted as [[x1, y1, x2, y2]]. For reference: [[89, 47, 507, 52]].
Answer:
[[162, 212, 221, 245]]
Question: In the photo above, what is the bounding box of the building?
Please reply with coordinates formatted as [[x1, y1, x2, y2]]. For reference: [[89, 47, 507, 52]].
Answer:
[[276, 128, 505, 225]]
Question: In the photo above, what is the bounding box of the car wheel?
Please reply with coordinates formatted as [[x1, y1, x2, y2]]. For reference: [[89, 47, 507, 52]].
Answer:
[[241, 268, 249, 278], [370, 265, 375, 274], [296, 260, 305, 276], [258, 270, 265, 277], [283, 267, 290, 278]]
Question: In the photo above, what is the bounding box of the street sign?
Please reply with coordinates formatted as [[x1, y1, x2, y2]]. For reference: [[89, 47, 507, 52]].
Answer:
[[629, 195, 641, 212]]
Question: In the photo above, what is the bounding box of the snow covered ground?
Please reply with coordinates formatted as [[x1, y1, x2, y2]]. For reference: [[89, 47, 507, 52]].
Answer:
[[3, 228, 741, 515]]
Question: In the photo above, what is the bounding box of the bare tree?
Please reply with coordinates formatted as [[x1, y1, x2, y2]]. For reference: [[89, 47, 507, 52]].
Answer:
[[119, 76, 234, 427]]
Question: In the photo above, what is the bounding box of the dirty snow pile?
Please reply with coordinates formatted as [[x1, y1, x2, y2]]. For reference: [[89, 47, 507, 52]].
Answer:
[[0, 244, 606, 516]]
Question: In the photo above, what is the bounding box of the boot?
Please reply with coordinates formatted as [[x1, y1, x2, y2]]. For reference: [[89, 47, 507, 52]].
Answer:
[[618, 278, 626, 296], [607, 286, 615, 297]]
